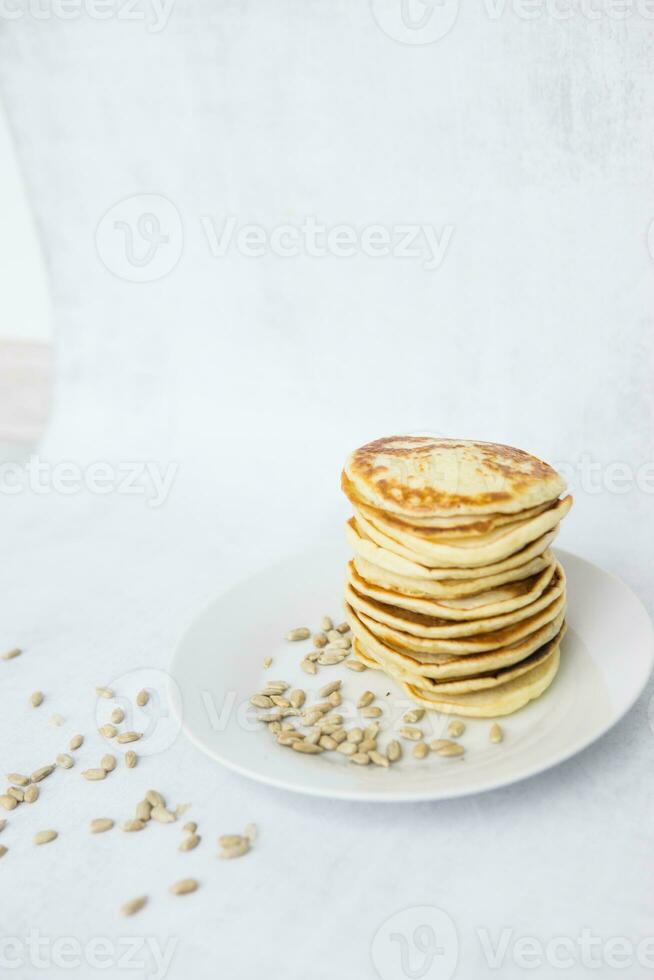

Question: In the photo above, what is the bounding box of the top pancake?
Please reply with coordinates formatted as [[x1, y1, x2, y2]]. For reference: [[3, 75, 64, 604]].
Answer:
[[343, 436, 566, 518]]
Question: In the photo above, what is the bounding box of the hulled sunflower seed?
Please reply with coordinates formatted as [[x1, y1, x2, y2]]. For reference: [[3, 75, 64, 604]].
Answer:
[[399, 726, 422, 742], [403, 708, 425, 724], [136, 689, 149, 707], [122, 819, 146, 832], [145, 790, 165, 807], [364, 722, 380, 739], [219, 836, 250, 859], [56, 754, 74, 770], [387, 740, 402, 762], [0, 795, 17, 811], [2, 648, 21, 660], [359, 739, 377, 753], [326, 629, 341, 642], [291, 741, 323, 754], [136, 800, 152, 822], [412, 742, 429, 760], [24, 785, 39, 803], [262, 680, 289, 693], [332, 729, 347, 744], [357, 691, 374, 708], [277, 731, 302, 746], [250, 694, 273, 709], [0, 820, 5, 831], [318, 680, 342, 698], [82, 769, 107, 781], [430, 739, 455, 751], [289, 689, 305, 709], [335, 622, 350, 634], [286, 627, 310, 641], [448, 720, 466, 738], [328, 691, 342, 707], [110, 708, 125, 724], [320, 616, 333, 632], [96, 687, 114, 699], [490, 723, 503, 743], [7, 773, 29, 787], [151, 805, 176, 824], [169, 878, 198, 895], [30, 691, 44, 707], [305, 728, 321, 745], [300, 659, 317, 675], [306, 651, 320, 662], [176, 804, 192, 819], [361, 706, 382, 719], [244, 823, 257, 842], [268, 721, 282, 734], [99, 724, 117, 739], [101, 754, 116, 773], [31, 765, 55, 783], [313, 632, 328, 648], [337, 741, 358, 756], [69, 734, 84, 751], [345, 660, 367, 672], [0, 845, 7, 857], [116, 732, 141, 744], [436, 742, 465, 758], [34, 829, 57, 845], [270, 696, 291, 708], [319, 735, 337, 750], [324, 639, 349, 651], [262, 656, 273, 668], [347, 727, 363, 744], [302, 708, 323, 726], [183, 822, 197, 834], [180, 833, 201, 851], [317, 652, 347, 666], [49, 714, 65, 727], [350, 752, 370, 765], [121, 895, 147, 917], [124, 751, 138, 768], [90, 818, 114, 833], [8, 787, 24, 802], [369, 750, 390, 768]]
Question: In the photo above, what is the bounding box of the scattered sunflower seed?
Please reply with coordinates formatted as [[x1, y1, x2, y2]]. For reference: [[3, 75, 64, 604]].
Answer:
[[335, 622, 350, 634], [244, 823, 257, 842], [183, 821, 197, 834], [319, 735, 338, 750], [350, 752, 370, 766], [110, 708, 125, 724], [430, 739, 455, 751], [34, 829, 57, 845], [116, 732, 142, 744], [90, 818, 114, 833], [263, 656, 273, 669], [313, 633, 328, 648], [306, 651, 320, 662], [176, 803, 192, 818], [8, 787, 24, 802], [69, 734, 84, 751], [24, 785, 39, 803], [151, 805, 176, 824], [291, 741, 323, 754], [300, 659, 317, 675], [82, 769, 107, 781], [49, 714, 65, 727], [328, 691, 342, 707], [0, 795, 18, 811], [122, 819, 146, 832], [270, 695, 290, 707], [361, 706, 382, 719], [124, 751, 138, 769], [399, 726, 423, 741], [99, 724, 117, 739], [96, 687, 114, 699], [30, 691, 44, 707], [101, 754, 116, 773], [31, 765, 55, 783], [2, 648, 21, 661], [387, 740, 402, 762], [337, 741, 357, 756], [490, 723, 504, 743], [286, 627, 310, 641], [136, 689, 149, 707], [250, 694, 273, 709], [364, 722, 380, 739], [0, 845, 7, 857], [448, 720, 466, 738], [318, 680, 342, 698], [136, 800, 152, 822], [345, 660, 367, 672], [0, 820, 6, 831], [7, 773, 29, 787], [56, 754, 74, 770], [145, 790, 165, 807], [412, 742, 429, 760], [180, 833, 201, 851], [219, 837, 250, 859], [357, 691, 374, 708], [436, 742, 465, 758], [332, 729, 347, 744], [369, 750, 390, 768], [169, 878, 199, 895], [318, 651, 347, 666], [403, 708, 425, 724], [121, 895, 147, 917], [289, 689, 305, 709], [320, 616, 333, 632]]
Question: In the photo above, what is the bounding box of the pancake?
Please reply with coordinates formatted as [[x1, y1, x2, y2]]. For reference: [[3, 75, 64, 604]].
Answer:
[[352, 551, 554, 600], [344, 436, 567, 519], [346, 588, 567, 655], [347, 600, 566, 678], [354, 496, 572, 569], [352, 624, 566, 694], [402, 644, 562, 717], [346, 558, 556, 620], [346, 517, 558, 581], [345, 563, 565, 639]]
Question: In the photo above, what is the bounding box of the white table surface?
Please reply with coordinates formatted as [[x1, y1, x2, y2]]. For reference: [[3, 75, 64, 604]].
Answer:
[[1, 4, 653, 978]]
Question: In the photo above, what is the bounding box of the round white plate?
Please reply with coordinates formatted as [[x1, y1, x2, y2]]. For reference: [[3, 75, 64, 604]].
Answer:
[[169, 547, 653, 802]]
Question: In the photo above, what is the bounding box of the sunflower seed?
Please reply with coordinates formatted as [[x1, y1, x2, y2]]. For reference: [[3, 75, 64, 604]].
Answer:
[[300, 708, 322, 727], [180, 833, 201, 851], [268, 721, 282, 734], [82, 768, 107, 781], [300, 659, 317, 675], [30, 691, 44, 707], [305, 728, 321, 744], [332, 729, 347, 744], [289, 689, 305, 709], [136, 800, 152, 822], [490, 723, 503, 743], [337, 741, 358, 756], [69, 734, 84, 751], [345, 660, 367, 672], [318, 652, 347, 666], [436, 742, 465, 758], [403, 708, 425, 724], [110, 708, 125, 724], [144, 790, 164, 807], [250, 694, 273, 709], [270, 696, 290, 708], [365, 721, 381, 739], [357, 691, 374, 709], [24, 785, 39, 803], [306, 651, 320, 661], [34, 830, 57, 845], [99, 724, 117, 739], [0, 820, 5, 831], [324, 639, 349, 651], [31, 765, 55, 782], [330, 693, 343, 709], [361, 706, 382, 719], [122, 819, 146, 832], [335, 622, 350, 634], [320, 616, 333, 632], [291, 740, 323, 754], [181, 822, 197, 835], [327, 629, 341, 642], [7, 773, 29, 787], [369, 750, 390, 768], [170, 878, 199, 895], [430, 739, 455, 751], [136, 689, 149, 707], [0, 845, 7, 857], [412, 742, 429, 760], [387, 740, 402, 762], [277, 731, 302, 746], [264, 679, 289, 690], [2, 648, 21, 660], [347, 727, 363, 743], [0, 795, 17, 810], [8, 787, 23, 802], [124, 750, 138, 768], [244, 823, 257, 842], [90, 818, 114, 833], [220, 838, 250, 859], [350, 752, 370, 765], [150, 804, 176, 824], [286, 627, 310, 641], [448, 720, 466, 738], [116, 732, 142, 744], [49, 714, 65, 727], [319, 735, 338, 750], [262, 656, 273, 668], [121, 895, 147, 917], [313, 632, 328, 648], [318, 680, 342, 698], [56, 754, 74, 770], [96, 687, 114, 699], [399, 726, 422, 741]]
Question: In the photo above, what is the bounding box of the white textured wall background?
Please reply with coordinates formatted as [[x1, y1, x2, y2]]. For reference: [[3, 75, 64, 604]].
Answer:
[[0, 4, 653, 979]]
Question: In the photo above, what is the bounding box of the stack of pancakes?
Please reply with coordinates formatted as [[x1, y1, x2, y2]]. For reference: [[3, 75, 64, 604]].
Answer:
[[341, 437, 573, 718]]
